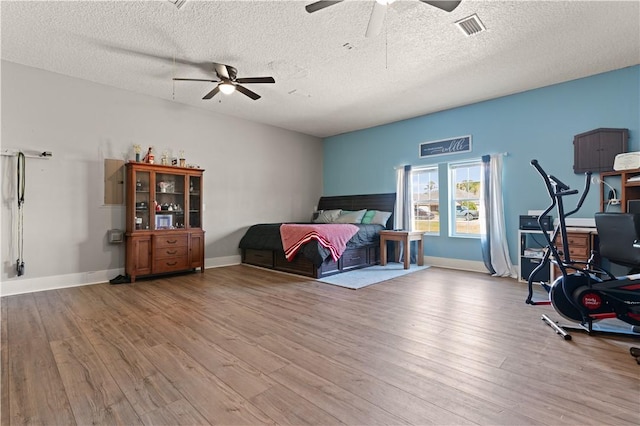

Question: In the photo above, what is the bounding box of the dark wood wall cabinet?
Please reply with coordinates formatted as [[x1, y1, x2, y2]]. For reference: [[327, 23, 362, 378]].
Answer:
[[573, 128, 628, 173], [125, 162, 205, 282]]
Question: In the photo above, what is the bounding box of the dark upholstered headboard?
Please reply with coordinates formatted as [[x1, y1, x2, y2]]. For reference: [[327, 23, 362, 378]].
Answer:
[[317, 193, 396, 229]]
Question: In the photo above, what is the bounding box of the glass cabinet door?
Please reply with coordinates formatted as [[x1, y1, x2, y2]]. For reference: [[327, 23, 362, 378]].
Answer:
[[155, 172, 186, 229], [189, 175, 202, 228], [134, 171, 150, 230]]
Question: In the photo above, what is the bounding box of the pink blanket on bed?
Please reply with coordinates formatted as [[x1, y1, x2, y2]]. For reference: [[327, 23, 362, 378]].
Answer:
[[280, 224, 360, 262]]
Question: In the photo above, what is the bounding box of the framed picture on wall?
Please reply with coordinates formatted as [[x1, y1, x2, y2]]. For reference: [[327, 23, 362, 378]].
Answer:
[[419, 135, 472, 158], [155, 214, 173, 229]]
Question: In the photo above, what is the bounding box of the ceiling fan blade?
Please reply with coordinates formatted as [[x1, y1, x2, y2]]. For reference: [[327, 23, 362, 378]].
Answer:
[[365, 2, 387, 38], [214, 63, 231, 80], [419, 0, 462, 13], [95, 42, 215, 74], [173, 78, 219, 82], [235, 77, 275, 84], [305, 0, 344, 14], [235, 85, 261, 100], [202, 86, 220, 100]]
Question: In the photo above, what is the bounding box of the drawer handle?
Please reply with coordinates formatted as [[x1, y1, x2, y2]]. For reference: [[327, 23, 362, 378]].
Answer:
[[166, 250, 178, 255], [350, 256, 361, 260], [166, 240, 178, 244], [166, 261, 178, 266]]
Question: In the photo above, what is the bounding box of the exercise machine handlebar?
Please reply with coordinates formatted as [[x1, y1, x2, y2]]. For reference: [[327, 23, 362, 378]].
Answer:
[[529, 159, 591, 215]]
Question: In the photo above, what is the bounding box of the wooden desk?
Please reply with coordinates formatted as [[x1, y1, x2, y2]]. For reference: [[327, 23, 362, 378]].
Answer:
[[379, 230, 425, 269]]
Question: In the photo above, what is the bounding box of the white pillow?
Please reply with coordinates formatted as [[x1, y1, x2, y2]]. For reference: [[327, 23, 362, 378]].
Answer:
[[370, 210, 392, 226], [334, 209, 367, 224], [313, 209, 342, 223]]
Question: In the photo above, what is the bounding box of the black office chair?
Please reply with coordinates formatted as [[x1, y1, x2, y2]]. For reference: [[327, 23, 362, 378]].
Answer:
[[594, 212, 640, 274]]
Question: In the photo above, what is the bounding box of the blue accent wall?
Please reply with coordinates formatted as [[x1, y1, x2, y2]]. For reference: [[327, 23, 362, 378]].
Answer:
[[323, 66, 640, 264]]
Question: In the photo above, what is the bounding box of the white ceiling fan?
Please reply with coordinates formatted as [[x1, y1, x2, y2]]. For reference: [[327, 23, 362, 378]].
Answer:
[[173, 63, 275, 101], [305, 0, 462, 38]]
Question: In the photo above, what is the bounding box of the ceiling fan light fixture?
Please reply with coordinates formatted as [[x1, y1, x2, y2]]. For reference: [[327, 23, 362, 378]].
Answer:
[[219, 83, 236, 95]]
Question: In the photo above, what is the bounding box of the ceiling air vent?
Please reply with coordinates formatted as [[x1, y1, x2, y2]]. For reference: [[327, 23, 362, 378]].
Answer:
[[455, 14, 486, 36]]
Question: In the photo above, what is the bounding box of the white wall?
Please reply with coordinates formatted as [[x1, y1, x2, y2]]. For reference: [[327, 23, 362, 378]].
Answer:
[[0, 61, 323, 295]]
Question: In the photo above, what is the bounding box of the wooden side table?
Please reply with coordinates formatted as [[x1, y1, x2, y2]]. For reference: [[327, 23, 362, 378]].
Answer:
[[379, 230, 425, 270]]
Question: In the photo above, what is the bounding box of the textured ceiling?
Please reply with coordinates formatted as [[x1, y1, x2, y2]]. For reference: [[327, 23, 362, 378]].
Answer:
[[2, 1, 639, 138]]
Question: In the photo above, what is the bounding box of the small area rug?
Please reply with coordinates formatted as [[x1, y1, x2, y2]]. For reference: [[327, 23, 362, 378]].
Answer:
[[317, 262, 430, 290]]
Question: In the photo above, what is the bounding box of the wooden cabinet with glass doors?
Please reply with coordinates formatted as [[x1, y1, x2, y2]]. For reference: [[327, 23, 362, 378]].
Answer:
[[125, 162, 205, 282]]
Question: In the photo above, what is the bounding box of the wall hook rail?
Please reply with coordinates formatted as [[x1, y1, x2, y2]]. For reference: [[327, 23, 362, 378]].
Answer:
[[1, 149, 52, 159]]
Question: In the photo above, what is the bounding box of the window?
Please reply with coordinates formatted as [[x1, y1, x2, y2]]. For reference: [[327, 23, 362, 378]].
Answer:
[[412, 166, 439, 234], [449, 161, 481, 237]]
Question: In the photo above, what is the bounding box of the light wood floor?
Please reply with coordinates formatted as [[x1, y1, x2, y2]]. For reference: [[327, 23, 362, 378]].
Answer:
[[2, 265, 639, 425]]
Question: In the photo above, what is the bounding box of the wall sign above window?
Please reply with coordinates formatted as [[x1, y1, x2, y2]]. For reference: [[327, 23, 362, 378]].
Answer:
[[419, 135, 472, 158]]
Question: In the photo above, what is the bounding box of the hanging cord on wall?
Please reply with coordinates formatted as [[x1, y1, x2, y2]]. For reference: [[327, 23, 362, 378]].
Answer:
[[172, 8, 177, 101], [172, 53, 176, 101], [16, 152, 26, 276]]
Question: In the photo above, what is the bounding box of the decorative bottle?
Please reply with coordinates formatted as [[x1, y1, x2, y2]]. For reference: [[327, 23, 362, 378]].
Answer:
[[146, 147, 155, 164]]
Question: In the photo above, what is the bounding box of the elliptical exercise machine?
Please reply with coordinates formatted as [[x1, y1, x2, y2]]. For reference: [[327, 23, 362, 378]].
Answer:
[[526, 160, 640, 343]]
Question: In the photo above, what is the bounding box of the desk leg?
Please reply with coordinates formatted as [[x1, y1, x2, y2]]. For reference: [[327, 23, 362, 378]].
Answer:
[[417, 238, 424, 266], [380, 238, 387, 266], [403, 238, 410, 269]]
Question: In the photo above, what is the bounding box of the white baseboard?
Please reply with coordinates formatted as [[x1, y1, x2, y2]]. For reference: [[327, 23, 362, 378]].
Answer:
[[1, 255, 492, 296], [423, 256, 488, 273], [205, 255, 241, 269], [0, 268, 124, 297], [1, 255, 243, 297]]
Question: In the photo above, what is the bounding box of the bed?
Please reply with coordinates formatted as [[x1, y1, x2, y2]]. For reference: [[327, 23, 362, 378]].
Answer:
[[239, 193, 396, 278]]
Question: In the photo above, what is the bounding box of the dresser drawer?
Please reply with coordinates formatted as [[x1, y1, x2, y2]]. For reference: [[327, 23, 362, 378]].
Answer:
[[341, 248, 367, 269], [274, 252, 316, 275], [320, 258, 339, 273], [244, 249, 274, 267], [154, 234, 188, 248], [153, 256, 189, 273], [555, 232, 591, 260], [556, 234, 589, 248], [567, 245, 590, 259], [154, 245, 188, 260]]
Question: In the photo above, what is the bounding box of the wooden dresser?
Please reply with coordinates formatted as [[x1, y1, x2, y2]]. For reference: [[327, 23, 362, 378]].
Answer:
[[125, 162, 205, 282]]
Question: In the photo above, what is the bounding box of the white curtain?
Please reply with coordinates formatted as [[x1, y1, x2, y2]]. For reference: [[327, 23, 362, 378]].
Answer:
[[395, 165, 413, 231], [393, 165, 417, 263], [480, 154, 516, 278]]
